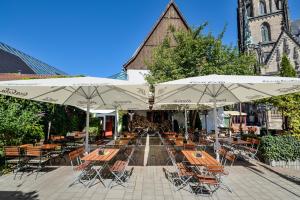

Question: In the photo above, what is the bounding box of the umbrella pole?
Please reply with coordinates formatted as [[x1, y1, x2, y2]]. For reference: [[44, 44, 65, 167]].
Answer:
[[85, 98, 90, 153], [114, 109, 118, 140], [213, 97, 220, 162], [184, 109, 188, 139]]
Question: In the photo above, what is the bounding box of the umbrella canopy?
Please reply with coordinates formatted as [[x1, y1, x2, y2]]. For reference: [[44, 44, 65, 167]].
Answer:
[[0, 77, 149, 152], [154, 74, 300, 161], [155, 74, 300, 106]]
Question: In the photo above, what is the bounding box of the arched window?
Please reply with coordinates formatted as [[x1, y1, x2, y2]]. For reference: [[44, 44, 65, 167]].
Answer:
[[261, 23, 271, 42], [259, 0, 267, 15], [246, 2, 253, 17], [276, 0, 282, 10]]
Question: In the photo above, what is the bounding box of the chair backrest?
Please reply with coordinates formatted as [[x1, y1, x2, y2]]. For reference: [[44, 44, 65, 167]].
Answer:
[[4, 146, 19, 157], [76, 146, 85, 156], [68, 150, 80, 168], [184, 144, 195, 150], [225, 153, 236, 166], [26, 147, 42, 157], [166, 147, 177, 167], [218, 148, 227, 157]]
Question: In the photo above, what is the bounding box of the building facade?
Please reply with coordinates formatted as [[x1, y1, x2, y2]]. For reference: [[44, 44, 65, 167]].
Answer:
[[237, 0, 300, 76], [123, 1, 189, 71], [237, 0, 300, 131]]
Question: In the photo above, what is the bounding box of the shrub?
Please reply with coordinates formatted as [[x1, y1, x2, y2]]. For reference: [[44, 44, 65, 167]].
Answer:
[[292, 134, 300, 141], [89, 127, 99, 136], [260, 135, 300, 161]]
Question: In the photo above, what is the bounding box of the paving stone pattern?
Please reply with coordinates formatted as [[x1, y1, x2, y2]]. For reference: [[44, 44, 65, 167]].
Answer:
[[0, 163, 299, 200]]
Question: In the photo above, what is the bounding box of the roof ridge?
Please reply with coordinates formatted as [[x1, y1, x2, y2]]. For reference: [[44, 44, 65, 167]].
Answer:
[[123, 1, 189, 69]]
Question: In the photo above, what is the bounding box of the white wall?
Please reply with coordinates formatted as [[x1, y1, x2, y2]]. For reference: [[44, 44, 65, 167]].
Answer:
[[127, 69, 149, 83], [200, 107, 224, 133]]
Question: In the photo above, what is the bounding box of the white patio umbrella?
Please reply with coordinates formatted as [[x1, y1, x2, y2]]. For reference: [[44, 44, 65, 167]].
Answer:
[[0, 77, 149, 152], [154, 74, 300, 161]]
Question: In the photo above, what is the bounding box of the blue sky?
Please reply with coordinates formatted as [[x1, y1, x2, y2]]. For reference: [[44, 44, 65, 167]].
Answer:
[[0, 0, 299, 77]]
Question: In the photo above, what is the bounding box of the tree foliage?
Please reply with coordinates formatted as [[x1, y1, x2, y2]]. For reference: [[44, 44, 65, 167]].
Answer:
[[257, 55, 299, 133], [146, 24, 257, 130], [280, 54, 297, 77], [146, 23, 257, 84], [0, 96, 44, 146], [268, 55, 300, 133]]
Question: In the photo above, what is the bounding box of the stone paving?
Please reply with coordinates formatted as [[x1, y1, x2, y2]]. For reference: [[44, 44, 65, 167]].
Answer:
[[0, 161, 299, 200]]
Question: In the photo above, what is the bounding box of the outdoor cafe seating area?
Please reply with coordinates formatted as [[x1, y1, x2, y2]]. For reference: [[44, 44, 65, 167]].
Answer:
[[3, 129, 261, 197]]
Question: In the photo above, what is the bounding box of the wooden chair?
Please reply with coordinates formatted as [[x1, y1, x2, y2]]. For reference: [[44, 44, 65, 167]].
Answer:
[[242, 138, 260, 160], [224, 152, 236, 166], [49, 145, 66, 164], [109, 148, 134, 188], [26, 146, 50, 179], [218, 147, 228, 165], [68, 150, 93, 187], [4, 146, 25, 179], [192, 174, 220, 196], [183, 143, 195, 150], [164, 148, 194, 192]]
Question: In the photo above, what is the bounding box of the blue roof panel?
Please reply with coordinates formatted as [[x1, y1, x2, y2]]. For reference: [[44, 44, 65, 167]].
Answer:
[[0, 42, 66, 75]]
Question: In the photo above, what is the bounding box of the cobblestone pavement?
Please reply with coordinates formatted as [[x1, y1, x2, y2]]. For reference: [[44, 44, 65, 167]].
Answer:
[[0, 162, 299, 200]]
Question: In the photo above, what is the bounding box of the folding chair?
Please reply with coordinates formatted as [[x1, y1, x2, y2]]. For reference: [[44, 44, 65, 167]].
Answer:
[[223, 152, 236, 166], [205, 164, 232, 193], [109, 148, 134, 188], [184, 143, 195, 150], [49, 145, 66, 164], [164, 148, 194, 192], [26, 146, 50, 180], [4, 146, 26, 179], [218, 147, 228, 165], [191, 173, 220, 196], [242, 138, 260, 160], [68, 150, 94, 187]]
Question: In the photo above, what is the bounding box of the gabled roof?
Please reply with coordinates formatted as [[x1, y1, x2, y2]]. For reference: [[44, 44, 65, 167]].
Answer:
[[266, 29, 300, 65], [0, 42, 66, 75], [123, 1, 189, 70]]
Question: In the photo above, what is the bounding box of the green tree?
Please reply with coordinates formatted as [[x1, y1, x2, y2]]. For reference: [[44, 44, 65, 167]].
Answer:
[[280, 54, 297, 77], [146, 23, 256, 84], [269, 55, 300, 133], [146, 24, 257, 129], [0, 96, 44, 146]]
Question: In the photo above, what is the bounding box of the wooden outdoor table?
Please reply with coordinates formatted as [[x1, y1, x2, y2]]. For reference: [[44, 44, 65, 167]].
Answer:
[[19, 144, 33, 149], [115, 139, 130, 146], [120, 135, 135, 140], [81, 148, 119, 188], [166, 135, 184, 140], [220, 138, 251, 146], [82, 148, 119, 162], [41, 144, 58, 150], [181, 150, 220, 166]]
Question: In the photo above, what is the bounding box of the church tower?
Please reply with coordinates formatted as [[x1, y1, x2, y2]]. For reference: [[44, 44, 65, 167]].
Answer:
[[238, 0, 289, 57], [238, 0, 300, 76]]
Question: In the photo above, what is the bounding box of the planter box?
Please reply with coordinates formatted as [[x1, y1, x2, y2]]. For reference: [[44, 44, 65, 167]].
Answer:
[[267, 159, 300, 170]]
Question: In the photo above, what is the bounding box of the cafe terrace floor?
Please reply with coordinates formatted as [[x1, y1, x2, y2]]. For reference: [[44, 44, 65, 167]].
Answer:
[[0, 141, 299, 200]]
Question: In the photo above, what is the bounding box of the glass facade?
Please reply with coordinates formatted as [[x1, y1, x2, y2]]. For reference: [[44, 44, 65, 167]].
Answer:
[[0, 42, 66, 75]]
